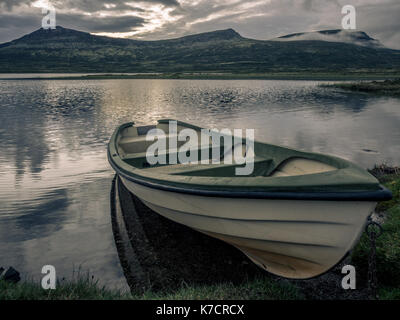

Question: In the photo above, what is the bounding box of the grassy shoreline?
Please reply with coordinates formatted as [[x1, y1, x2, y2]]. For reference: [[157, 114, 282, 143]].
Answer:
[[1, 166, 399, 300], [0, 276, 302, 300], [322, 79, 400, 96], [2, 72, 400, 81]]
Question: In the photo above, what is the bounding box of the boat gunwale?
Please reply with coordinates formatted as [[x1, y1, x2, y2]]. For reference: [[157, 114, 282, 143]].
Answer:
[[108, 122, 392, 201], [109, 157, 391, 201]]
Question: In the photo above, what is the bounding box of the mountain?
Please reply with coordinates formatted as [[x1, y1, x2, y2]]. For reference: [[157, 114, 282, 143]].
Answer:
[[273, 29, 383, 48], [0, 26, 399, 73]]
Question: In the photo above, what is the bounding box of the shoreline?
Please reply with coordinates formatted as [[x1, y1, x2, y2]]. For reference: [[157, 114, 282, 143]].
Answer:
[[1, 72, 400, 81], [1, 167, 399, 300], [322, 79, 400, 96]]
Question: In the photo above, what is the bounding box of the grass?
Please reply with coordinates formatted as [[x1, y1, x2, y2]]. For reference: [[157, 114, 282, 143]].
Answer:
[[0, 275, 131, 300], [0, 276, 303, 300], [379, 287, 400, 300], [149, 278, 303, 300], [351, 167, 400, 298]]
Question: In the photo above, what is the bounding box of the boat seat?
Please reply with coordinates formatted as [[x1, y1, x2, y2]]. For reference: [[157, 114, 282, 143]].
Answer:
[[119, 133, 206, 155], [140, 156, 273, 177], [119, 133, 179, 145], [270, 157, 337, 177], [121, 144, 214, 161], [119, 133, 179, 153]]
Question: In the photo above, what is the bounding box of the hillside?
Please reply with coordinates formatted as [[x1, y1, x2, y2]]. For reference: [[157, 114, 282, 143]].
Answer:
[[0, 26, 400, 73]]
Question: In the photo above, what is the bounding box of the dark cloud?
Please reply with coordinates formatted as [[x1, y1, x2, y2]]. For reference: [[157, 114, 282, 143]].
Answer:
[[0, 0, 399, 49], [0, 0, 180, 12], [56, 13, 145, 32], [102, 3, 146, 12], [0, 0, 28, 11], [52, 0, 180, 12], [0, 13, 39, 28], [300, 0, 340, 11]]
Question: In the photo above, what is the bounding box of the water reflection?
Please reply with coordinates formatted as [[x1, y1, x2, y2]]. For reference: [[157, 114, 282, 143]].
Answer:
[[0, 79, 399, 289]]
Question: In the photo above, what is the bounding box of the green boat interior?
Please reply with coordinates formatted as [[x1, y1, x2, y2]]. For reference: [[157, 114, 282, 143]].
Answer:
[[116, 119, 346, 178], [108, 119, 392, 196]]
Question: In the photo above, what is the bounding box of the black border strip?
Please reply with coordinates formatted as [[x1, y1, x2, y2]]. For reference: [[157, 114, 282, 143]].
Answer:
[[108, 152, 392, 201]]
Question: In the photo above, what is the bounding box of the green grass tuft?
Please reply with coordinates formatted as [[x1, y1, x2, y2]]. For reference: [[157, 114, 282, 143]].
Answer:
[[0, 276, 131, 300], [0, 276, 302, 300], [379, 287, 400, 300], [142, 278, 303, 300]]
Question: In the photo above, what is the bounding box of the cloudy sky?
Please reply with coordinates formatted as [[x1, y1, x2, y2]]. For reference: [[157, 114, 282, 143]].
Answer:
[[0, 0, 399, 49]]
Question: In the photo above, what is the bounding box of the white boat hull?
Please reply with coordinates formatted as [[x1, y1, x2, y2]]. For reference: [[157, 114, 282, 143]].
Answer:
[[119, 176, 376, 279]]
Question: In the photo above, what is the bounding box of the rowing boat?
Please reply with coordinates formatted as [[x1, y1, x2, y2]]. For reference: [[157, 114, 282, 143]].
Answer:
[[108, 119, 391, 279]]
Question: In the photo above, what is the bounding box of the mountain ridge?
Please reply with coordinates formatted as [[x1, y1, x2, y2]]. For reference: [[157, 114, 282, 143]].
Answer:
[[1, 26, 399, 73], [0, 26, 244, 47]]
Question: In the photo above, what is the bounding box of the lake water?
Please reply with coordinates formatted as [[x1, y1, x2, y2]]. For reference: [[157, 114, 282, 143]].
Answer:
[[0, 79, 399, 289]]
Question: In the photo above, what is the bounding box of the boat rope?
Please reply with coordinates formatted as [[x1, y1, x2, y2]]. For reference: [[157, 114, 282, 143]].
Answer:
[[366, 217, 383, 300]]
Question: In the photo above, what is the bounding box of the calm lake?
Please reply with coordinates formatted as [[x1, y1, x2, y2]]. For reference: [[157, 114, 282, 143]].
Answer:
[[0, 79, 399, 289]]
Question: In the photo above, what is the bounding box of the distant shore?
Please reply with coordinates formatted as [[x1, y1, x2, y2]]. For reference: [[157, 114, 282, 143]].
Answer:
[[322, 79, 400, 96], [1, 72, 400, 81]]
